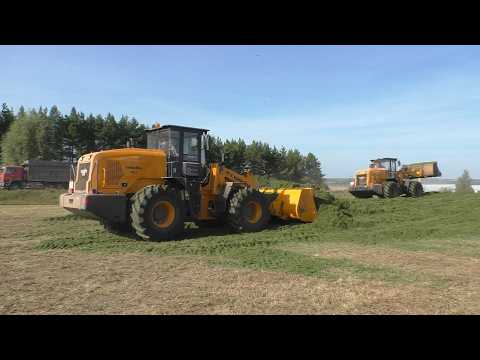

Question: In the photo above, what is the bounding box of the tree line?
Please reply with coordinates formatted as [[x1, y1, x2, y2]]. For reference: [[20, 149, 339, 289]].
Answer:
[[206, 136, 324, 183], [0, 104, 147, 164], [0, 103, 324, 184]]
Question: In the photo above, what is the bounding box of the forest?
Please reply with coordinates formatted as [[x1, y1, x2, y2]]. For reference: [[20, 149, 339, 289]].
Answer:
[[0, 103, 324, 184]]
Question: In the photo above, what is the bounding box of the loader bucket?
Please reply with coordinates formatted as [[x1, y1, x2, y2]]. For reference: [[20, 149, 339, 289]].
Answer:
[[260, 188, 318, 223], [403, 161, 442, 178]]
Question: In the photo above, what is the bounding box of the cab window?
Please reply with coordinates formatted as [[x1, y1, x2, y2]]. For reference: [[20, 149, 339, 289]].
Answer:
[[183, 132, 199, 162], [5, 167, 16, 174]]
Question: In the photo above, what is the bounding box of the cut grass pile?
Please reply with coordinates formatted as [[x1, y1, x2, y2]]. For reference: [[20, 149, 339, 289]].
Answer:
[[0, 188, 65, 205], [34, 192, 480, 287]]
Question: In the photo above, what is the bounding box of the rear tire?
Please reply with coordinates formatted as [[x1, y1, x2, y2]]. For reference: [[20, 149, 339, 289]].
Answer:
[[227, 188, 270, 232], [130, 184, 185, 241], [383, 181, 400, 198], [408, 181, 424, 197]]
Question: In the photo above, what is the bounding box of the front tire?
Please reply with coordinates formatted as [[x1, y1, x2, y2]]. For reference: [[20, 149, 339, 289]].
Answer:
[[130, 184, 185, 241], [408, 181, 424, 197], [383, 181, 400, 198], [227, 188, 270, 232]]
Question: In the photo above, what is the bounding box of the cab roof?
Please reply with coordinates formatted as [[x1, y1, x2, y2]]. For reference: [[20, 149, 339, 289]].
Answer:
[[370, 157, 398, 162], [145, 124, 209, 134]]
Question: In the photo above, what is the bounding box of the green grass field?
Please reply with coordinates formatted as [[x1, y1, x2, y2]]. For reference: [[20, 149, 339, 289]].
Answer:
[[2, 190, 480, 313], [0, 188, 65, 205], [36, 192, 480, 278]]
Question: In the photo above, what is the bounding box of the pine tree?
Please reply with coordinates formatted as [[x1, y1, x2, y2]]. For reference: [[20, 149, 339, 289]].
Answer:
[[48, 105, 64, 160], [63, 107, 80, 162], [223, 138, 247, 171], [284, 149, 306, 181], [127, 117, 147, 148], [456, 170, 475, 193], [101, 113, 118, 149], [94, 114, 106, 150], [0, 103, 16, 162], [0, 103, 15, 139], [304, 152, 324, 183], [83, 114, 97, 153], [17, 106, 26, 119], [206, 135, 224, 163], [35, 108, 57, 160]]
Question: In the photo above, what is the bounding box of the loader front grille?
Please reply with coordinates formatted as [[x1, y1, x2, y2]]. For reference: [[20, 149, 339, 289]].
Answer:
[[357, 175, 367, 187], [103, 160, 123, 186]]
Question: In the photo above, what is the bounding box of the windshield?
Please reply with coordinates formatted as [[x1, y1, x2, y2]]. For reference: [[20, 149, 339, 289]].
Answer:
[[147, 128, 180, 161], [0, 167, 4, 174], [5, 167, 16, 174], [371, 160, 391, 169]]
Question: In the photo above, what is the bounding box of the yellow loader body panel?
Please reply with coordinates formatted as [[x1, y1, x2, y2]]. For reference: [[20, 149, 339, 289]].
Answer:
[[75, 148, 167, 195], [260, 187, 317, 222]]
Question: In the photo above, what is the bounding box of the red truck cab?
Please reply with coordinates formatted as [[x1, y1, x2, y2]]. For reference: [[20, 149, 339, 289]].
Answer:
[[0, 165, 26, 189]]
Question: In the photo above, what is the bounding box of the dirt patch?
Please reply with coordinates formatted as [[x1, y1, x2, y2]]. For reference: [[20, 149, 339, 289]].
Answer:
[[281, 242, 480, 280], [280, 242, 480, 313], [0, 245, 467, 314]]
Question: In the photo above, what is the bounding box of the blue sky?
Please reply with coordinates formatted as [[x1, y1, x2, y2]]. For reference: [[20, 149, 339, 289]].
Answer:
[[1, 45, 479, 178]]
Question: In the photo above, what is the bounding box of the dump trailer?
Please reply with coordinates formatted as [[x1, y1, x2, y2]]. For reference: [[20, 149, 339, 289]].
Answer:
[[60, 124, 317, 241], [0, 160, 71, 189], [349, 158, 441, 199]]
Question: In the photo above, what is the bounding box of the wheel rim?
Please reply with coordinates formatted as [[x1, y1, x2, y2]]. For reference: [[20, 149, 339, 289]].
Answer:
[[245, 201, 262, 224], [151, 200, 175, 229]]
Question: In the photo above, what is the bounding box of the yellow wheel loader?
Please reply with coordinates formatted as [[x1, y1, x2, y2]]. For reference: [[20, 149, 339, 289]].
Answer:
[[349, 157, 441, 199], [60, 124, 318, 241]]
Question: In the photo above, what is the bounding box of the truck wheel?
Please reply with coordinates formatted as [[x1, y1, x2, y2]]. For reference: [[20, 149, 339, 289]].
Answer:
[[8, 182, 23, 190], [130, 184, 185, 241], [408, 181, 424, 197], [227, 188, 270, 232], [384, 181, 400, 198]]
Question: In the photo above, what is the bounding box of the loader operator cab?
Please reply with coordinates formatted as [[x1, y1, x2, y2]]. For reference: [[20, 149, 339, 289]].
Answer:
[[370, 158, 399, 179], [146, 124, 209, 180]]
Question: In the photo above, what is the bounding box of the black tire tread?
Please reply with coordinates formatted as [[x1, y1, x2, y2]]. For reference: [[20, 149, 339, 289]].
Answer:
[[384, 181, 400, 198], [130, 184, 184, 241], [408, 181, 424, 197], [227, 187, 270, 232]]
